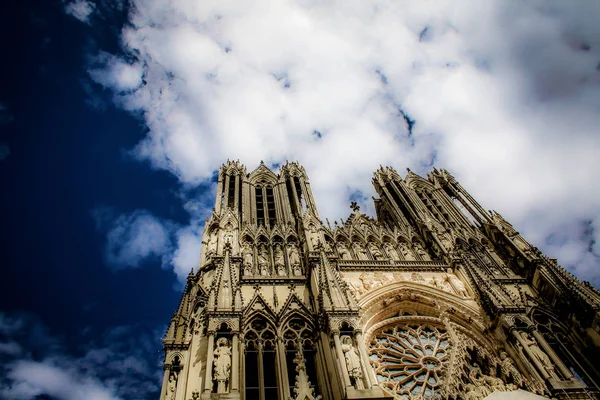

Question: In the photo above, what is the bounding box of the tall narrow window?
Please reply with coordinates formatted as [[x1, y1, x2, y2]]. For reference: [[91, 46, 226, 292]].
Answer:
[[244, 317, 278, 400], [227, 175, 236, 209], [294, 177, 306, 211], [256, 186, 265, 226], [282, 318, 319, 398], [286, 179, 298, 214], [238, 176, 243, 218], [266, 187, 276, 228]]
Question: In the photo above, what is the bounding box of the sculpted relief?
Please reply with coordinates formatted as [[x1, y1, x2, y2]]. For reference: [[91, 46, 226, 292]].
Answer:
[[239, 239, 303, 278], [342, 270, 471, 299]]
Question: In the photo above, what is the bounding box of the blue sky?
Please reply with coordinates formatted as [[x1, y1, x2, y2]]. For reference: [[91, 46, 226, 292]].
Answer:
[[1, 0, 600, 398]]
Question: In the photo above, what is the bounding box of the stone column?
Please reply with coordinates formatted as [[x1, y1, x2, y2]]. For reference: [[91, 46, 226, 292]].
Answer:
[[532, 330, 574, 380], [354, 331, 375, 388], [277, 338, 290, 399], [257, 342, 265, 398], [204, 332, 215, 394], [160, 367, 170, 400], [332, 331, 352, 388], [231, 334, 240, 392], [512, 328, 551, 380]]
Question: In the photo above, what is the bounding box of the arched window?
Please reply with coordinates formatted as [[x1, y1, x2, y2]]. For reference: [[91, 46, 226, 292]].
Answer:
[[282, 317, 319, 399], [266, 186, 276, 228], [244, 317, 277, 400], [255, 185, 265, 226]]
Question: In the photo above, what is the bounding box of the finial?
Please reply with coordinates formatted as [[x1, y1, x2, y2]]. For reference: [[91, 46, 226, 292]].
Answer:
[[350, 201, 360, 212], [406, 167, 411, 173]]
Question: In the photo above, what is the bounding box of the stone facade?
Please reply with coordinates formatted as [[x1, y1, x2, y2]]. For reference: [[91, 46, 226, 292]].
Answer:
[[159, 162, 600, 400]]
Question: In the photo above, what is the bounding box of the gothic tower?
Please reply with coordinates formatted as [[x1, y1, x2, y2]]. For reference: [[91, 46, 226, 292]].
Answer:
[[160, 162, 600, 400]]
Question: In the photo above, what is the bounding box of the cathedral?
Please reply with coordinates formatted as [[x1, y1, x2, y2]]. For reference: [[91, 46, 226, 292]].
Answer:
[[159, 161, 600, 400]]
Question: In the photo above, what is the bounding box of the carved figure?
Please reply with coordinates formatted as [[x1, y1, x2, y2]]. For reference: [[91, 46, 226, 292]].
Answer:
[[242, 245, 254, 276], [223, 223, 234, 245], [337, 242, 351, 260], [429, 276, 442, 289], [383, 243, 400, 261], [309, 226, 321, 249], [359, 273, 376, 291], [410, 272, 425, 283], [213, 338, 231, 393], [353, 242, 369, 260], [399, 243, 416, 261], [368, 243, 384, 260], [499, 351, 522, 388], [341, 335, 364, 390], [445, 269, 469, 297], [520, 331, 554, 372], [167, 372, 177, 400], [288, 243, 302, 275], [207, 231, 218, 255], [414, 242, 430, 260], [258, 245, 270, 276], [274, 244, 286, 276]]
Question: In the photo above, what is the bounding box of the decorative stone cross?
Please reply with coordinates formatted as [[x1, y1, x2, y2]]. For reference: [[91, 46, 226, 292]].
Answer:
[[350, 202, 360, 212]]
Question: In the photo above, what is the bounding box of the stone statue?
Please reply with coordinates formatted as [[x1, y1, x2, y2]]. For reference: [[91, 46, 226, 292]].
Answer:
[[207, 231, 218, 255], [258, 245, 270, 276], [223, 223, 234, 245], [274, 244, 286, 276], [288, 243, 301, 275], [242, 245, 254, 276], [353, 242, 369, 260], [399, 243, 416, 261], [520, 331, 554, 372], [414, 242, 430, 260], [309, 226, 321, 249], [341, 335, 364, 390], [383, 243, 400, 261], [167, 372, 177, 400], [445, 269, 469, 297], [368, 243, 384, 260], [337, 242, 351, 260], [213, 337, 231, 393]]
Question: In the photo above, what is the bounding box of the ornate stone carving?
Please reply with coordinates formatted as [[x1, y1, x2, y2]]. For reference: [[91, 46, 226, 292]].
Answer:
[[258, 245, 270, 276], [414, 242, 430, 261], [213, 337, 232, 393], [353, 242, 369, 260], [520, 331, 555, 373], [445, 269, 469, 297], [383, 242, 400, 261], [368, 242, 384, 260], [288, 243, 302, 276], [207, 231, 218, 256], [274, 244, 286, 276], [370, 323, 449, 399], [167, 371, 177, 400], [337, 242, 351, 260], [242, 244, 254, 276], [399, 243, 416, 261], [341, 335, 364, 390]]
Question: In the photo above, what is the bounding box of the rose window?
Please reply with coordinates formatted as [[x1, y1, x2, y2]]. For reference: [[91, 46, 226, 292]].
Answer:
[[369, 324, 450, 400]]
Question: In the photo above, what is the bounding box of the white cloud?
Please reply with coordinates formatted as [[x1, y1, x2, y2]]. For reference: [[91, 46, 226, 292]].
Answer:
[[0, 313, 162, 400], [104, 210, 173, 268], [64, 0, 96, 24], [91, 0, 600, 285], [89, 54, 144, 92]]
